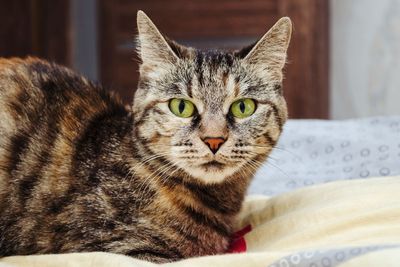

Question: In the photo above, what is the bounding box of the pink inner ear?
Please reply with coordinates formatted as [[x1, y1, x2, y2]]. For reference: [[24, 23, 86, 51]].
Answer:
[[227, 224, 252, 253]]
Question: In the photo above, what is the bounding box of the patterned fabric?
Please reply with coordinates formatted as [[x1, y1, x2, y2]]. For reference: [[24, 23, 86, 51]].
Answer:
[[268, 245, 400, 267], [250, 116, 400, 195]]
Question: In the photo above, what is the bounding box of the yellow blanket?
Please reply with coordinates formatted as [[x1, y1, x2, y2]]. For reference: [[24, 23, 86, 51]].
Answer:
[[2, 176, 400, 267]]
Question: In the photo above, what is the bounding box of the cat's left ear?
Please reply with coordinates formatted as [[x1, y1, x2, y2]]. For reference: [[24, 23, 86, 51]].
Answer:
[[136, 11, 179, 68], [242, 17, 292, 72]]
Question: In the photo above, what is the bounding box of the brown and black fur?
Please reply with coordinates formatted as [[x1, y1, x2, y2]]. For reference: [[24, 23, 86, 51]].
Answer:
[[0, 12, 292, 263]]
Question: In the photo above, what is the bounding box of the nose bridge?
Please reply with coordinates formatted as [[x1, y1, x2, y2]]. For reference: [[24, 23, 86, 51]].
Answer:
[[200, 112, 228, 139]]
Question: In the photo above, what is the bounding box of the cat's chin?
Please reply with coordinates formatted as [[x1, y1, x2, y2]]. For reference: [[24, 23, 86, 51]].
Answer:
[[183, 161, 239, 184]]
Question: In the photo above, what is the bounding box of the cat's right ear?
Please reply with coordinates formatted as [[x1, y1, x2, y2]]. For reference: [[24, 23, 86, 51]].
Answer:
[[136, 11, 178, 68]]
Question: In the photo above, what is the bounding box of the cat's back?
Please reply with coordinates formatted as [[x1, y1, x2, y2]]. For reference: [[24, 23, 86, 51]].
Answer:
[[0, 58, 136, 256], [0, 57, 126, 201]]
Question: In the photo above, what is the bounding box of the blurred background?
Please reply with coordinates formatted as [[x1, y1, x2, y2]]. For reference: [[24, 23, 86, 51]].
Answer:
[[1, 0, 399, 119]]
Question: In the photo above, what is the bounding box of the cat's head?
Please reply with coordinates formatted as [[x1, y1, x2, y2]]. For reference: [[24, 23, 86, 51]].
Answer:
[[133, 11, 291, 184]]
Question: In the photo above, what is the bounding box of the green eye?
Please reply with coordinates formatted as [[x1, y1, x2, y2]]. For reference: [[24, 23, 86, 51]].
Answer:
[[230, 99, 256, 118], [169, 98, 195, 118]]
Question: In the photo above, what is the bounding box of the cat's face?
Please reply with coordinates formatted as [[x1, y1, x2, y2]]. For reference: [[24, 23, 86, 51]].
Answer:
[[133, 11, 291, 184]]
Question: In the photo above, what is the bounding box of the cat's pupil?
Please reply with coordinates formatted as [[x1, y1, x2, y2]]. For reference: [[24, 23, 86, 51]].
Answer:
[[179, 100, 185, 113], [239, 101, 245, 113]]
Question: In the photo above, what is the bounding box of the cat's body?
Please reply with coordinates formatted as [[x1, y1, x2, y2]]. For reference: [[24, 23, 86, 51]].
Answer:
[[0, 12, 291, 263], [0, 57, 239, 261]]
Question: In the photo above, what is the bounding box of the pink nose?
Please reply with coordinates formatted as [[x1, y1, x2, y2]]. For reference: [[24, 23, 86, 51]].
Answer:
[[203, 137, 226, 154]]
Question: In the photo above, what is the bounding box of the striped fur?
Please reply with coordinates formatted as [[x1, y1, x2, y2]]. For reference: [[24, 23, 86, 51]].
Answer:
[[0, 12, 291, 263]]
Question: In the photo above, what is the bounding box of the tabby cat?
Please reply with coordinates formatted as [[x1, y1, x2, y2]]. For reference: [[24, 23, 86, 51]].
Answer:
[[0, 11, 291, 263]]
